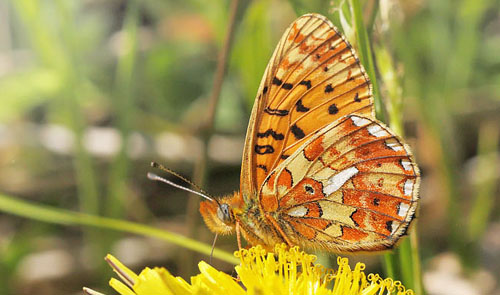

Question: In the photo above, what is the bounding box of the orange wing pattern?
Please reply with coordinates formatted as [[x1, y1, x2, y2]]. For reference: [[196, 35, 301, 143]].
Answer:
[[240, 14, 373, 198], [259, 115, 419, 252]]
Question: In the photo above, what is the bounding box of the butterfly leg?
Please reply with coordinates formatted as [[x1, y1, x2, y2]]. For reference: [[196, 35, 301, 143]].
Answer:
[[236, 220, 243, 251], [264, 213, 293, 247]]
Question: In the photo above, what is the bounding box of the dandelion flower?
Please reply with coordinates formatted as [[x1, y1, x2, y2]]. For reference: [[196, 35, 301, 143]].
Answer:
[[84, 244, 413, 295]]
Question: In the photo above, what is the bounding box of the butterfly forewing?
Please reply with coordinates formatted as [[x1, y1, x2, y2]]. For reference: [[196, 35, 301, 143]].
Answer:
[[260, 115, 419, 252], [241, 14, 374, 196]]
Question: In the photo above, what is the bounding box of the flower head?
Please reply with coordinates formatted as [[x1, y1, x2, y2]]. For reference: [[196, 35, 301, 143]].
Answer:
[[84, 244, 414, 295]]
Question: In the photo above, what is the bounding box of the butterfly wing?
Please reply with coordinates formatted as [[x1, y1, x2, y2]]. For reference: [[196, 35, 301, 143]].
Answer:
[[240, 14, 373, 199], [260, 115, 419, 252]]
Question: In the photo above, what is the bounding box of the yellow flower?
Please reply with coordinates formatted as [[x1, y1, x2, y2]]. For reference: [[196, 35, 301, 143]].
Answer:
[[83, 244, 414, 295]]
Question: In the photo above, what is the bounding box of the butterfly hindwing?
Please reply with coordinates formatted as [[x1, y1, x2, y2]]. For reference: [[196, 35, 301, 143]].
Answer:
[[240, 14, 374, 198], [260, 115, 419, 252]]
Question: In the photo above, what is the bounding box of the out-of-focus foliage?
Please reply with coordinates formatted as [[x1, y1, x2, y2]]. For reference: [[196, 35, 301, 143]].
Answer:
[[0, 0, 499, 294]]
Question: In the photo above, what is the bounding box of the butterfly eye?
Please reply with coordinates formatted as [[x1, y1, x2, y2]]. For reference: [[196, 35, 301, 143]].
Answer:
[[304, 184, 315, 194], [217, 204, 232, 223]]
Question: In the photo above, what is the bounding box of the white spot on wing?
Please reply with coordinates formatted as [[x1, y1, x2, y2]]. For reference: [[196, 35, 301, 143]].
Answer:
[[350, 116, 371, 127], [398, 203, 410, 217], [288, 206, 308, 217], [385, 139, 403, 151], [401, 159, 412, 171], [323, 167, 359, 195], [404, 179, 414, 196], [367, 124, 389, 137]]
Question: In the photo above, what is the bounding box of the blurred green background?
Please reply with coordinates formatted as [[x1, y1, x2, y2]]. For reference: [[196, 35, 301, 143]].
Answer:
[[0, 0, 499, 294]]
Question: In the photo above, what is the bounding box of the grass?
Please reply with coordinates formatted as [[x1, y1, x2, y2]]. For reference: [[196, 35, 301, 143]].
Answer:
[[0, 192, 239, 264]]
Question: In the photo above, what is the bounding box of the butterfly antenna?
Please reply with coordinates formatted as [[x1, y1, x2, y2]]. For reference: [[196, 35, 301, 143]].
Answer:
[[150, 161, 211, 196], [147, 172, 215, 202]]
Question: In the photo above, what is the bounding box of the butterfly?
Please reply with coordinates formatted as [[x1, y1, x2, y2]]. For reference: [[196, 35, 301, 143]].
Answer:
[[198, 13, 419, 253]]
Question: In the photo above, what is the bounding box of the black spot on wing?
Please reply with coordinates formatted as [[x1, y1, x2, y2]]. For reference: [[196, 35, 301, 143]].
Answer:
[[281, 83, 293, 90], [291, 124, 305, 140], [386, 220, 393, 233], [256, 129, 285, 140], [299, 80, 311, 89], [272, 77, 283, 86], [325, 84, 334, 93], [257, 164, 268, 173], [284, 168, 294, 187], [304, 184, 314, 194], [354, 92, 361, 102], [255, 145, 274, 154], [373, 198, 380, 206], [350, 209, 359, 227], [295, 99, 310, 112], [328, 103, 338, 114], [280, 155, 289, 160], [264, 107, 289, 116], [263, 86, 268, 94]]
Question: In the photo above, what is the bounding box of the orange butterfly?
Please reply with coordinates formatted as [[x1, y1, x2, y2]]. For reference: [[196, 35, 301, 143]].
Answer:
[[199, 13, 419, 253]]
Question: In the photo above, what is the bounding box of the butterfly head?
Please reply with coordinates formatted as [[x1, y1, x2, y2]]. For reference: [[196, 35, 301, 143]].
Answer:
[[199, 191, 243, 235]]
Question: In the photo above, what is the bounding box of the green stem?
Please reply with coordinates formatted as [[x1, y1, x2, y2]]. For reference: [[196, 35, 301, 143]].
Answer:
[[465, 120, 499, 269], [409, 226, 424, 295], [398, 239, 414, 289], [106, 0, 139, 219], [366, 0, 380, 39], [382, 252, 397, 280], [0, 193, 239, 264], [54, 1, 105, 270], [349, 0, 385, 122]]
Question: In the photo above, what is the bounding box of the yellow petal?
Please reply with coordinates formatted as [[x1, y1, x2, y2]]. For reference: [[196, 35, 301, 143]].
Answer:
[[106, 254, 139, 287], [156, 268, 193, 295], [109, 278, 135, 295], [133, 267, 173, 295], [193, 261, 245, 295]]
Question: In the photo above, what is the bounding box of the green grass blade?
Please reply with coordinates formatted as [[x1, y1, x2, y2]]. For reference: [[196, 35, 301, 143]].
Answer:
[[0, 193, 239, 265], [106, 0, 139, 219], [466, 121, 499, 269], [467, 121, 499, 239], [349, 0, 385, 122], [382, 252, 397, 280]]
